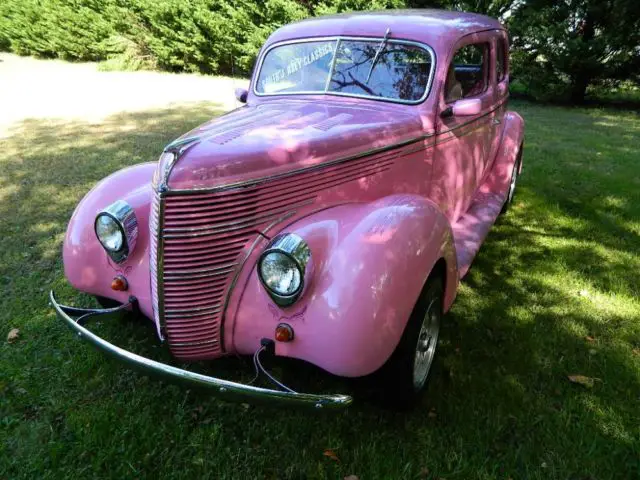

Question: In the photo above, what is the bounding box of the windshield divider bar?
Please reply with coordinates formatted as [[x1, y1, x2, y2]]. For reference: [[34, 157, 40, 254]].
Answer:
[[324, 39, 340, 93]]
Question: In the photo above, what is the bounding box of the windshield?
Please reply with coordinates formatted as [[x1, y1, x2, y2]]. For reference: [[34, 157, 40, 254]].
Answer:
[[255, 38, 433, 103]]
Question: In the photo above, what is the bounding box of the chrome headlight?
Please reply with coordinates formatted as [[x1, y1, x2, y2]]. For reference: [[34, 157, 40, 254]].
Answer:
[[258, 233, 311, 307], [94, 200, 138, 264]]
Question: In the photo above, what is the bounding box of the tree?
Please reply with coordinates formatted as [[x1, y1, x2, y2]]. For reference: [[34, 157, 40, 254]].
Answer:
[[407, 0, 514, 17], [507, 0, 640, 103]]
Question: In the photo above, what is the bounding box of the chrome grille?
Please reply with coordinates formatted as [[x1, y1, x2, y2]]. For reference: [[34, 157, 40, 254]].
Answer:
[[150, 149, 395, 360]]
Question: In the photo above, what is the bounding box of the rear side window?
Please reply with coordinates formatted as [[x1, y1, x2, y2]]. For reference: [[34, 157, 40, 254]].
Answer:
[[444, 42, 489, 103], [496, 39, 507, 82]]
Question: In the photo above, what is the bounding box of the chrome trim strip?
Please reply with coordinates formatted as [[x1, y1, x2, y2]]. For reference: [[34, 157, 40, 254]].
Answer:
[[50, 291, 351, 409], [162, 263, 237, 277], [162, 201, 313, 234], [169, 338, 219, 347], [252, 35, 436, 106], [159, 137, 201, 192], [163, 270, 236, 281], [164, 307, 222, 319], [164, 305, 221, 314], [155, 192, 167, 340]]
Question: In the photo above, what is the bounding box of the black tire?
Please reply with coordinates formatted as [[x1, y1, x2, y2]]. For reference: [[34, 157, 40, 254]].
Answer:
[[500, 145, 523, 215], [375, 275, 444, 408], [95, 295, 122, 309]]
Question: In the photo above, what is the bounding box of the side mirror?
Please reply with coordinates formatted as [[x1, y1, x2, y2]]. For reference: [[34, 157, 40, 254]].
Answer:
[[235, 87, 248, 104], [451, 98, 482, 117]]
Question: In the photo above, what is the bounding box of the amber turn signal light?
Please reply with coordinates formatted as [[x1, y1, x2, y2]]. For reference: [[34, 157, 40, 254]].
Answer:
[[275, 323, 294, 342], [111, 275, 128, 291]]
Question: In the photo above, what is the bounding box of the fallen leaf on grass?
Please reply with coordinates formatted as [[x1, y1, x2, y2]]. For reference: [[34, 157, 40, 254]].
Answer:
[[585, 335, 596, 343], [568, 375, 600, 388], [7, 328, 19, 343], [633, 348, 639, 357], [344, 476, 359, 480], [323, 449, 340, 463]]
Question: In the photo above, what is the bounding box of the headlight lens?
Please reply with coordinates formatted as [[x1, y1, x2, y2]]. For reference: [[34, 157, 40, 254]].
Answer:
[[257, 233, 311, 306], [94, 200, 138, 264], [95, 214, 124, 252], [260, 251, 302, 296]]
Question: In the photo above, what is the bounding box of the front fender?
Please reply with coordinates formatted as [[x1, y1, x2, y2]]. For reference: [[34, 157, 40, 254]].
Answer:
[[63, 163, 156, 319], [231, 194, 458, 377]]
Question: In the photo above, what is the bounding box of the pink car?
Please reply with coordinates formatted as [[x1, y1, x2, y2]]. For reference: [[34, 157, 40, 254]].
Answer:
[[51, 9, 524, 409]]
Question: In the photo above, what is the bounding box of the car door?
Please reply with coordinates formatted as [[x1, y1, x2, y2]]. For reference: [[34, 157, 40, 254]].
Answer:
[[431, 34, 494, 222], [485, 31, 510, 173]]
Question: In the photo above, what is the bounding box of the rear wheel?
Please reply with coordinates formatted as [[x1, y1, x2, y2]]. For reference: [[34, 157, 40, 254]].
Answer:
[[376, 275, 443, 407], [501, 145, 523, 214]]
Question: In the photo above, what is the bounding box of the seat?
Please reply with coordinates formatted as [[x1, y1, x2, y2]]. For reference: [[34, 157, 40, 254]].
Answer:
[[445, 65, 463, 103]]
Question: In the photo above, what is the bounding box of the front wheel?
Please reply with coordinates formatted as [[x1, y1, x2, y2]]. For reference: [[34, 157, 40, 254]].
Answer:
[[376, 275, 443, 407]]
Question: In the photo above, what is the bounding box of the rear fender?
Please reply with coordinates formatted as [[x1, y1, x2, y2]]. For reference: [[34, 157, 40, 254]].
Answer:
[[231, 194, 458, 377], [63, 163, 156, 319]]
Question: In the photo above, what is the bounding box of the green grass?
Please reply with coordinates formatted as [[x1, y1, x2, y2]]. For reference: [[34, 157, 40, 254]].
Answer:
[[1, 101, 639, 479]]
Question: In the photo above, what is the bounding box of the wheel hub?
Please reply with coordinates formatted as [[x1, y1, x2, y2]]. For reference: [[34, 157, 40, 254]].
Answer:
[[412, 299, 440, 390]]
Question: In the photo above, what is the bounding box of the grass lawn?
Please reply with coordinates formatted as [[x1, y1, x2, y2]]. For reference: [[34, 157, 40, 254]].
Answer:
[[1, 100, 638, 479]]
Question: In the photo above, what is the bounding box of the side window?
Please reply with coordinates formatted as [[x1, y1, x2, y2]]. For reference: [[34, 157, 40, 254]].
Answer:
[[496, 39, 507, 83], [444, 42, 489, 103]]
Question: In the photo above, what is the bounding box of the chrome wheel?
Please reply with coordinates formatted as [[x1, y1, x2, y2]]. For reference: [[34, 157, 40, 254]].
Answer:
[[412, 299, 440, 390], [507, 160, 518, 203]]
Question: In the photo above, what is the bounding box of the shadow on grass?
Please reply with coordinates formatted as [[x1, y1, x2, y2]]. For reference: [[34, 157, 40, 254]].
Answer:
[[1, 101, 638, 479]]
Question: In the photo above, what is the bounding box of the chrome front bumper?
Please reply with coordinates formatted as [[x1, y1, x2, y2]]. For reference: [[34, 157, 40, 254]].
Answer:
[[50, 291, 352, 410]]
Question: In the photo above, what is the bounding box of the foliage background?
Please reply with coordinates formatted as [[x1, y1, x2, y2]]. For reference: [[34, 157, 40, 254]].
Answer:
[[0, 0, 639, 103]]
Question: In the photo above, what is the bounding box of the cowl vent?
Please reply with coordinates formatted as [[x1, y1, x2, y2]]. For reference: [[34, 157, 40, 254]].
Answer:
[[312, 113, 353, 131]]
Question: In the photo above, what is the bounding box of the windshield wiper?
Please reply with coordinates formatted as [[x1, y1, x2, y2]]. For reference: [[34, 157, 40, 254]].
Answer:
[[366, 28, 391, 84]]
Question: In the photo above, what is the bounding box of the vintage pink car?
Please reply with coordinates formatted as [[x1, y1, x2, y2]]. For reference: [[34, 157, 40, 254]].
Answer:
[[51, 9, 524, 409]]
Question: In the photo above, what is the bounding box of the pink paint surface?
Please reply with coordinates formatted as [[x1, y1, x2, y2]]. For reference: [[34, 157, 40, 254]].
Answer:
[[62, 10, 524, 374]]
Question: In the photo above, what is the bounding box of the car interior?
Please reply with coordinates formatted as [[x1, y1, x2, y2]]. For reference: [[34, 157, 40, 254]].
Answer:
[[445, 42, 489, 103]]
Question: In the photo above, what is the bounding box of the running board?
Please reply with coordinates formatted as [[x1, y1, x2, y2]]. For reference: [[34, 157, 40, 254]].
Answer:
[[452, 191, 505, 278]]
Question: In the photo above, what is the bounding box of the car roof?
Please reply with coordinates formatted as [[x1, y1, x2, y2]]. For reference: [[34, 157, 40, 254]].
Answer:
[[267, 9, 504, 49]]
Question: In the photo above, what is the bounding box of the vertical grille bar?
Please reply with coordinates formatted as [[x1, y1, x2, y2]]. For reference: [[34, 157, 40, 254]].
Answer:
[[149, 191, 163, 340]]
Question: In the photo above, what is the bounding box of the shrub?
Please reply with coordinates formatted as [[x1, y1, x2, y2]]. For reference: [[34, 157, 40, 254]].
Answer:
[[97, 35, 157, 72], [0, 0, 120, 60], [314, 0, 405, 15], [0, 0, 316, 75]]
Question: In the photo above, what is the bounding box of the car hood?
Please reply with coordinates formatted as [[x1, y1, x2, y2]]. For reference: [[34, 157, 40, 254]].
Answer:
[[163, 99, 429, 191]]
